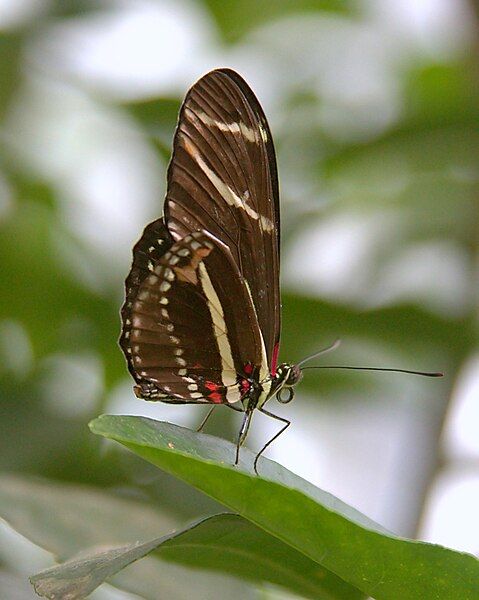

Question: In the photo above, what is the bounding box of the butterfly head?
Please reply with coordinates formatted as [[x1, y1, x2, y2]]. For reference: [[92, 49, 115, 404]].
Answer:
[[271, 362, 303, 404]]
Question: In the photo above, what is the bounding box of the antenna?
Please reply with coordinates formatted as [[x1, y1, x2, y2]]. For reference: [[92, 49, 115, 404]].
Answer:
[[301, 365, 443, 378], [297, 339, 342, 367]]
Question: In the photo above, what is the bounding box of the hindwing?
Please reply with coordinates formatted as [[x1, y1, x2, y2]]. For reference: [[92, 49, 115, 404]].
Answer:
[[120, 222, 265, 404]]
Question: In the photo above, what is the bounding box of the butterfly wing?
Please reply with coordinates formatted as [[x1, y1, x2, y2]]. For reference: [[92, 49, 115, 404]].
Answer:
[[120, 222, 265, 404], [164, 69, 281, 374]]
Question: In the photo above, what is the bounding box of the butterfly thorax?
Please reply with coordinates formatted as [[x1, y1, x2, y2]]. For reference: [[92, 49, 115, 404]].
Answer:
[[239, 362, 303, 411], [239, 379, 262, 411]]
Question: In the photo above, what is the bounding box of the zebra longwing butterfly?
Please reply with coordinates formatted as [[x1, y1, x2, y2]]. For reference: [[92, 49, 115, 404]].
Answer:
[[120, 68, 298, 470], [120, 69, 442, 472]]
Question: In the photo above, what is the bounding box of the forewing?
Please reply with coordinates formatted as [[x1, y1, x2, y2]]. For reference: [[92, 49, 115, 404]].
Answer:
[[164, 69, 281, 371], [120, 227, 264, 404]]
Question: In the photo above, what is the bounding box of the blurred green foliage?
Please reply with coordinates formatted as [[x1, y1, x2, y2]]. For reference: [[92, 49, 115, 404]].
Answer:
[[0, 0, 478, 598], [203, 0, 354, 42]]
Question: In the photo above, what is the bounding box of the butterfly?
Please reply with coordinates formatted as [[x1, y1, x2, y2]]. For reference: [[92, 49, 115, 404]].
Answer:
[[119, 68, 301, 471], [120, 69, 442, 473]]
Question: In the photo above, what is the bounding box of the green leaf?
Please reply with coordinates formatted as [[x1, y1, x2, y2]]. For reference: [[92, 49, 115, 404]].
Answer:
[[0, 201, 119, 367], [91, 415, 479, 600], [125, 97, 181, 133], [30, 537, 167, 600], [280, 292, 474, 363], [202, 0, 354, 43], [0, 474, 174, 556], [123, 96, 181, 161], [0, 33, 24, 120], [0, 475, 249, 600], [159, 513, 362, 600], [404, 62, 478, 127], [31, 513, 363, 600]]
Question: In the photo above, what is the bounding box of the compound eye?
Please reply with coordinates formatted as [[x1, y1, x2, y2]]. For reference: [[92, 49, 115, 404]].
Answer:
[[277, 387, 294, 404], [286, 364, 302, 386]]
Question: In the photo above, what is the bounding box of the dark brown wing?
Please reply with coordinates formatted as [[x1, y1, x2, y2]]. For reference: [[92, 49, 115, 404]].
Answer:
[[164, 69, 281, 373], [120, 223, 265, 404]]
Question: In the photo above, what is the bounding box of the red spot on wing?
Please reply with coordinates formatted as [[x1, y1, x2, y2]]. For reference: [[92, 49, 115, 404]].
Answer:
[[271, 343, 280, 376], [209, 391, 223, 403], [244, 362, 253, 375], [205, 380, 220, 391], [240, 378, 251, 396]]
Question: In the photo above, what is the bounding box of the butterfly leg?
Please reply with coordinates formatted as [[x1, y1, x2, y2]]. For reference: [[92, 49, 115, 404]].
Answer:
[[196, 406, 216, 432], [253, 408, 291, 475], [235, 409, 254, 466]]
